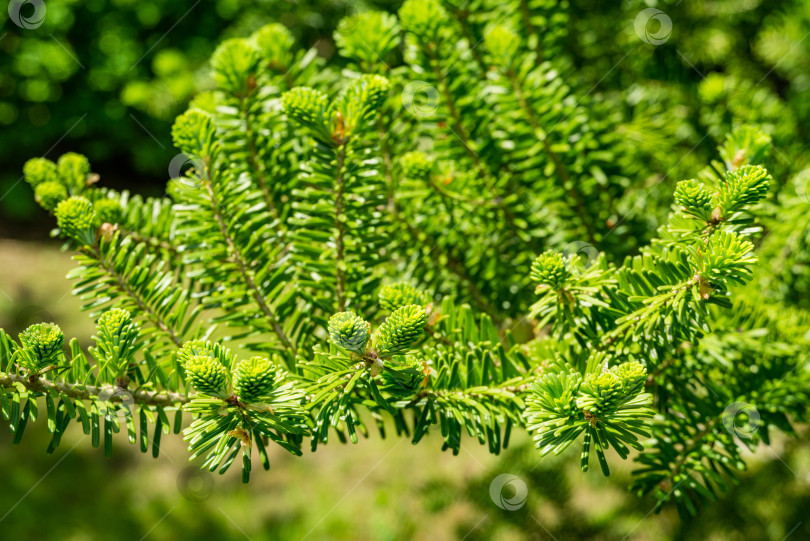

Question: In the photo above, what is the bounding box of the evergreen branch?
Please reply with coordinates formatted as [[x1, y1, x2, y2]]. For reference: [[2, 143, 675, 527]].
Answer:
[[125, 230, 180, 260], [8, 4, 805, 515], [80, 238, 187, 350]]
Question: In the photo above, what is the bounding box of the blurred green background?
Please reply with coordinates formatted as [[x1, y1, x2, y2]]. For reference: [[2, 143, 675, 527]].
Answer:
[[0, 0, 359, 238], [2, 0, 810, 539]]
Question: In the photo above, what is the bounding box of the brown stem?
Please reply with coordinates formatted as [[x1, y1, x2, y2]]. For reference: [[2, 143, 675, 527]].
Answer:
[[0, 372, 189, 407]]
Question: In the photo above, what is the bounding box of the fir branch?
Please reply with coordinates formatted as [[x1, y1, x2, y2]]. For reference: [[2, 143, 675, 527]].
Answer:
[[391, 199, 500, 318], [83, 242, 184, 349], [200, 163, 297, 358], [8, 5, 805, 511]]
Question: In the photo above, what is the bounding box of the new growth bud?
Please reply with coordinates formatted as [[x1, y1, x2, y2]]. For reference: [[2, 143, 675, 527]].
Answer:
[[328, 312, 370, 355], [55, 196, 97, 245], [18, 322, 64, 372], [374, 305, 427, 357]]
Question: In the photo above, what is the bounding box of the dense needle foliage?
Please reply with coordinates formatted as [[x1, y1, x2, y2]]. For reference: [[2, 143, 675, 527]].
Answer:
[[2, 0, 809, 520]]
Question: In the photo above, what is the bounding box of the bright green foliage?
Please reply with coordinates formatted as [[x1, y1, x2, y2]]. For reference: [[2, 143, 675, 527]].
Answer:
[[16, 323, 65, 372], [280, 87, 330, 137], [527, 372, 582, 425], [2, 4, 808, 521], [675, 165, 771, 224], [578, 364, 648, 415], [335, 12, 399, 68], [611, 360, 647, 390], [170, 109, 216, 157], [577, 371, 625, 413], [719, 126, 771, 170], [23, 158, 59, 188], [183, 374, 308, 483], [336, 75, 390, 136], [398, 151, 433, 179], [484, 25, 521, 67], [34, 181, 68, 211], [211, 39, 260, 98], [252, 24, 295, 70], [715, 165, 772, 217], [177, 340, 307, 479], [183, 355, 230, 397], [177, 340, 236, 372], [378, 283, 429, 312], [374, 305, 428, 357], [530, 251, 572, 290], [328, 312, 370, 355], [93, 199, 124, 226], [398, 0, 447, 40], [690, 230, 756, 289], [1, 0, 357, 225], [57, 152, 91, 193], [526, 362, 653, 475], [232, 357, 277, 403], [281, 76, 390, 142], [26, 154, 91, 209], [55, 196, 97, 246], [90, 309, 140, 380]]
